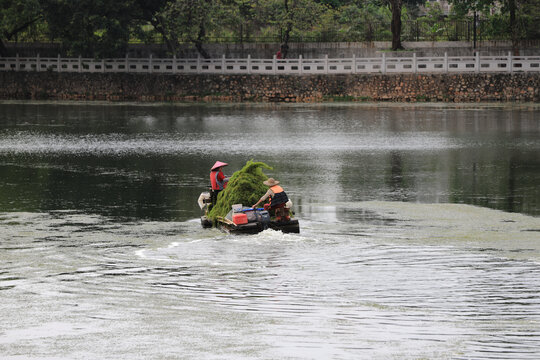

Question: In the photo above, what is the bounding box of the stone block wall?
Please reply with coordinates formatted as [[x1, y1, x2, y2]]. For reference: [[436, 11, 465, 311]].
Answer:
[[0, 71, 538, 103]]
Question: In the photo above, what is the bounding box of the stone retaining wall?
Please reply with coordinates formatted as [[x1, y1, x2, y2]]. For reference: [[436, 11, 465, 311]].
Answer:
[[1, 72, 538, 103]]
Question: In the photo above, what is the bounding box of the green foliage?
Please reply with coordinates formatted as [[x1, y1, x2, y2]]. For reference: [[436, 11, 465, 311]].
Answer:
[[207, 160, 272, 220], [520, 0, 540, 39], [41, 0, 138, 57], [158, 1, 217, 41], [448, 0, 540, 41], [0, 0, 42, 36], [417, 2, 446, 40], [449, 0, 494, 14], [257, 0, 328, 43], [1, 0, 539, 56], [0, 0, 43, 55], [338, 3, 391, 41], [315, 0, 346, 8], [482, 13, 511, 39], [220, 0, 257, 42]]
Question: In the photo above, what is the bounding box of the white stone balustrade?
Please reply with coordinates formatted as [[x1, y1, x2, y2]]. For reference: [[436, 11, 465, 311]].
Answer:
[[1, 53, 539, 75]]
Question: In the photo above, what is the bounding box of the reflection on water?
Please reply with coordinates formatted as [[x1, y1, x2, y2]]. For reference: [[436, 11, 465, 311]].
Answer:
[[1, 102, 540, 359], [0, 102, 539, 219]]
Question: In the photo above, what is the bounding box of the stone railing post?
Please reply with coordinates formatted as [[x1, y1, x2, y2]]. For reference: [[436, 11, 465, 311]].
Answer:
[[444, 52, 448, 73], [15, 53, 20, 71], [125, 54, 129, 73], [475, 52, 480, 73], [352, 54, 356, 74], [273, 55, 277, 75], [57, 54, 61, 72], [196, 54, 201, 74], [102, 58, 105, 73], [299, 54, 303, 75], [173, 55, 177, 75], [325, 54, 328, 74], [36, 53, 40, 72], [413, 53, 417, 74], [78, 55, 82, 73], [382, 53, 386, 74], [247, 54, 251, 74], [149, 54, 153, 74], [507, 51, 513, 73], [222, 54, 225, 74]]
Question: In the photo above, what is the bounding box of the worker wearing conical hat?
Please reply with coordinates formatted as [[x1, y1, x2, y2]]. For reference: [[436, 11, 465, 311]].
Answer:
[[210, 161, 229, 205], [252, 178, 290, 221]]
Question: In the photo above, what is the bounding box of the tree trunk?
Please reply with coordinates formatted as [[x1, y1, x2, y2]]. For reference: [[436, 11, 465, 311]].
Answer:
[[0, 38, 8, 57], [194, 20, 210, 59], [282, 26, 291, 59], [0, 16, 42, 57], [508, 0, 519, 55], [150, 17, 178, 56], [389, 0, 403, 51], [194, 41, 210, 59], [281, 0, 293, 59]]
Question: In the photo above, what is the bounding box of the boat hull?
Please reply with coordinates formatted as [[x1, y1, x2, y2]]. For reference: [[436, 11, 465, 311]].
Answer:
[[201, 215, 213, 228], [198, 192, 300, 235], [219, 219, 300, 235]]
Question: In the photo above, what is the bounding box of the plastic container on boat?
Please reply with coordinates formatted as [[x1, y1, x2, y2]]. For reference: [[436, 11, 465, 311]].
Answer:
[[232, 213, 248, 225]]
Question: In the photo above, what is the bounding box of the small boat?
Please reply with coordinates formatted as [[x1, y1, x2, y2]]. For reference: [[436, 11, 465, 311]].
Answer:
[[198, 192, 300, 234]]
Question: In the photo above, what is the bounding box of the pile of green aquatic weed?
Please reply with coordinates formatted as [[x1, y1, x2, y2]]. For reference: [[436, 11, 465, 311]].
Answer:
[[208, 160, 271, 220]]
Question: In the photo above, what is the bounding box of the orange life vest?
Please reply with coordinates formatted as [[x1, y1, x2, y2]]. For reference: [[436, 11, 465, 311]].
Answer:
[[269, 185, 288, 207], [210, 170, 227, 190]]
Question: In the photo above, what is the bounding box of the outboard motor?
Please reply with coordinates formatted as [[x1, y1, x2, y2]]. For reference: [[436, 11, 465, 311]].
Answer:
[[198, 192, 211, 210], [256, 210, 271, 230]]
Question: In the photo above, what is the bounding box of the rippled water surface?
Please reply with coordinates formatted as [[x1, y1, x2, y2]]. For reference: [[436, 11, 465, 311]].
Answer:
[[1, 102, 540, 359]]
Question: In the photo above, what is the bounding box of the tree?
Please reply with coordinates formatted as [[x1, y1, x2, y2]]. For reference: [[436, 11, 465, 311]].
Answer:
[[258, 0, 326, 58], [151, 0, 223, 58], [417, 2, 445, 41], [383, 0, 424, 50], [220, 0, 256, 43], [387, 0, 403, 49], [41, 0, 141, 57], [519, 0, 540, 40], [131, 0, 174, 51], [504, 0, 519, 54], [449, 0, 522, 52], [338, 3, 390, 41], [314, 0, 347, 7], [0, 0, 43, 56]]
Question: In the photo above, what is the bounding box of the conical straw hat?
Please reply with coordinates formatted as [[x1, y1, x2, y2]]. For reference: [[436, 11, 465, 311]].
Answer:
[[211, 161, 228, 170], [263, 178, 280, 186]]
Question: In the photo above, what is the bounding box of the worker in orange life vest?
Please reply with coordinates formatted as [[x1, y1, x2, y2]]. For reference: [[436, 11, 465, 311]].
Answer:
[[252, 178, 290, 221], [210, 161, 229, 205]]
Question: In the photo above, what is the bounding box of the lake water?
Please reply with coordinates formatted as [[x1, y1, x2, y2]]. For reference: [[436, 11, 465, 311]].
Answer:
[[1, 101, 539, 359]]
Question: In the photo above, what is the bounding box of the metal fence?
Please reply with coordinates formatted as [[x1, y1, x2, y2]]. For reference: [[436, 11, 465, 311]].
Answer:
[[1, 53, 539, 75], [11, 19, 534, 44]]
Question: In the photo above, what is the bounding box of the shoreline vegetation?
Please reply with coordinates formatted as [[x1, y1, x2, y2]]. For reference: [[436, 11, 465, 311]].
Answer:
[[2, 0, 539, 59]]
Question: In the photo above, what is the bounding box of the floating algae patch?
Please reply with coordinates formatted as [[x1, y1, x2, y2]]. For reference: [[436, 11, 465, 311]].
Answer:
[[208, 160, 271, 220], [354, 201, 540, 261]]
